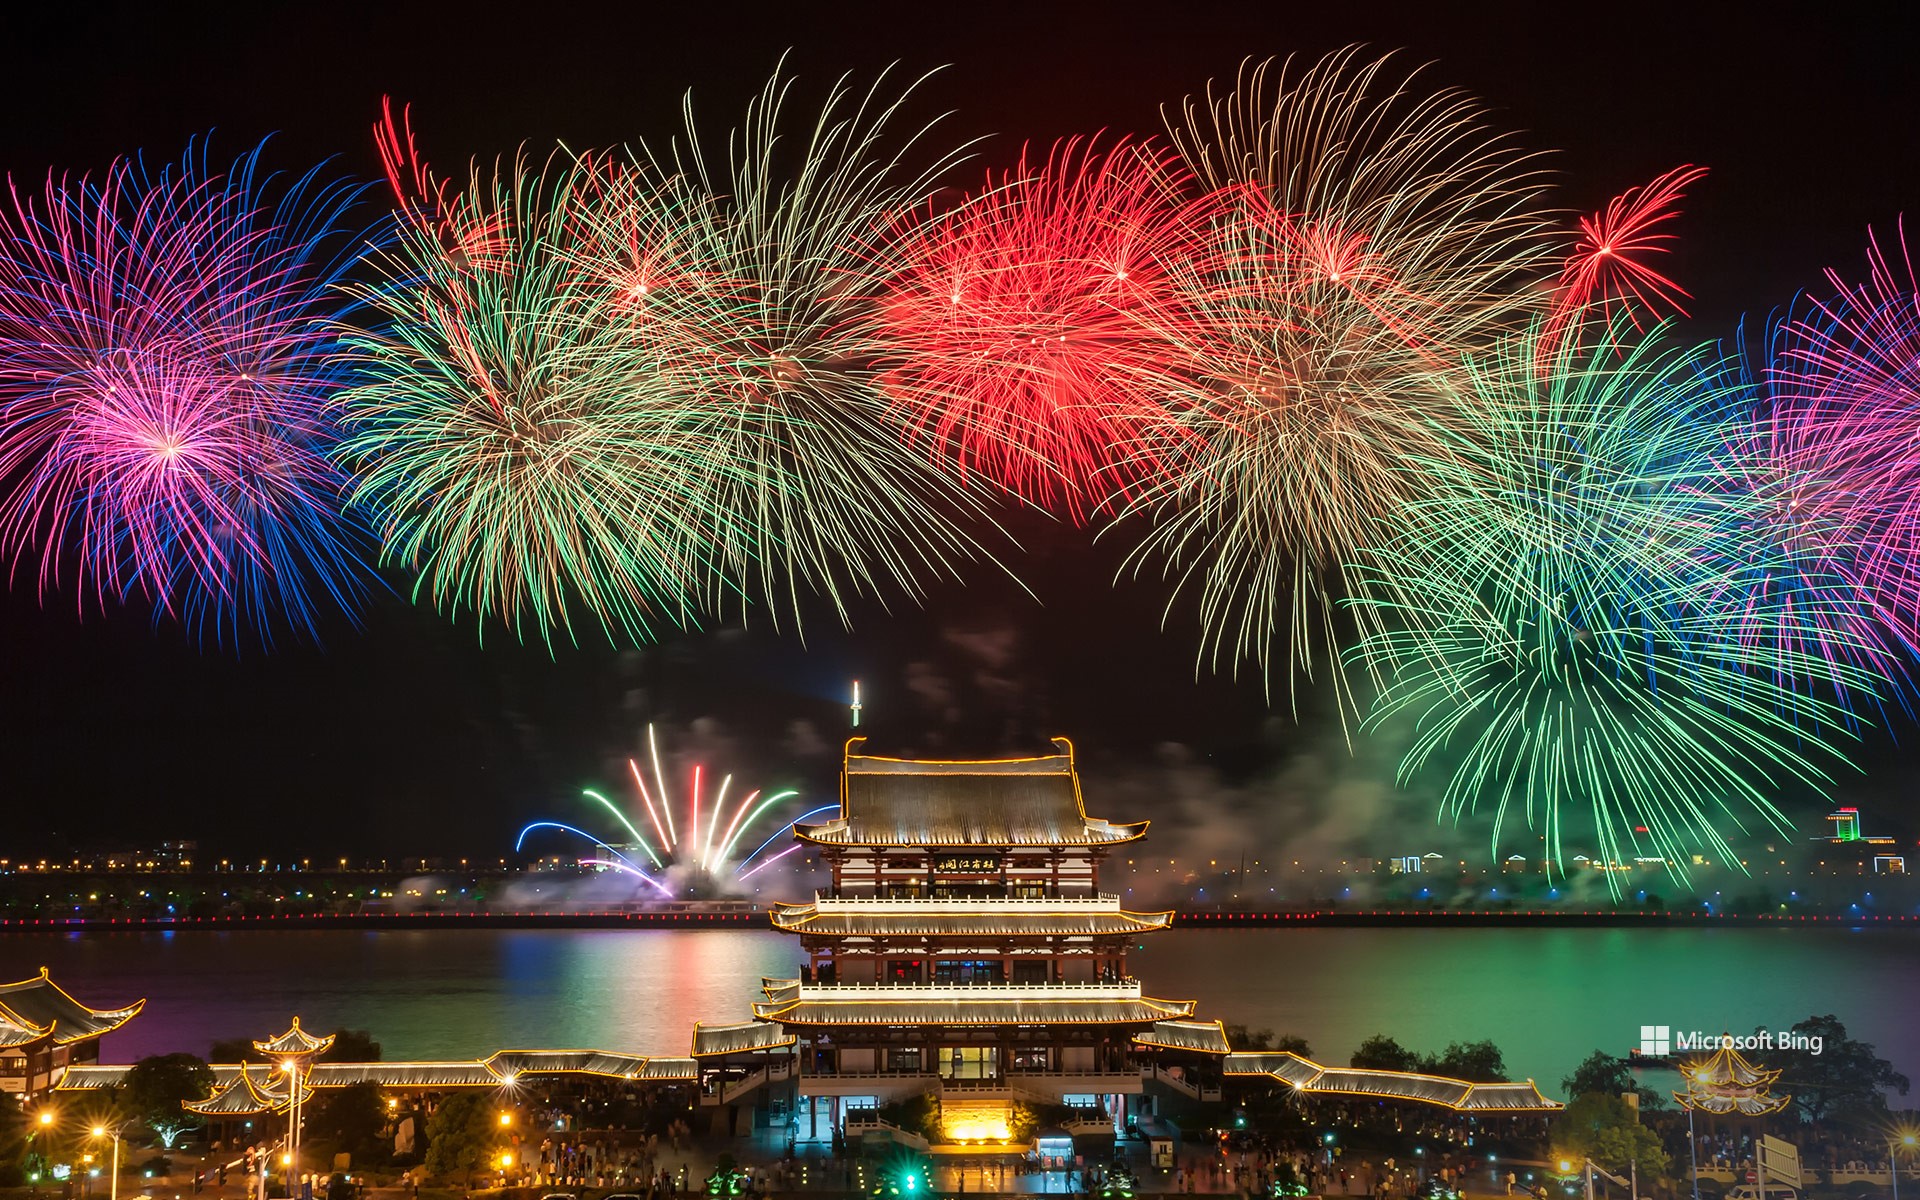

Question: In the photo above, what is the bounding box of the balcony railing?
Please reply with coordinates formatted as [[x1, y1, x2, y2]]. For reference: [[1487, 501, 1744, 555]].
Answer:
[[796, 979, 1142, 1001], [809, 892, 1123, 909]]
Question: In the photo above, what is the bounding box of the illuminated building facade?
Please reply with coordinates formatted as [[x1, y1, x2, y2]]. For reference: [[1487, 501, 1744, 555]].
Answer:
[[751, 739, 1189, 1137]]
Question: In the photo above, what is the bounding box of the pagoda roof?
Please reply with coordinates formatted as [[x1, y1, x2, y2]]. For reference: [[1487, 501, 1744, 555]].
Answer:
[[183, 1064, 308, 1116], [1224, 1053, 1561, 1112], [1679, 1045, 1782, 1088], [691, 1021, 797, 1056], [795, 738, 1147, 847], [0, 969, 145, 1045], [1675, 1088, 1791, 1115], [753, 992, 1195, 1026], [0, 1010, 48, 1048], [770, 900, 1172, 937], [254, 1017, 334, 1057], [1135, 1020, 1232, 1054]]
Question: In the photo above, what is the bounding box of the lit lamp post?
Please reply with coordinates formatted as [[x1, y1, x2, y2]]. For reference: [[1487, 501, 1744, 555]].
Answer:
[[26, 1111, 55, 1188], [89, 1125, 121, 1200], [1890, 1129, 1919, 1200], [281, 1060, 304, 1194]]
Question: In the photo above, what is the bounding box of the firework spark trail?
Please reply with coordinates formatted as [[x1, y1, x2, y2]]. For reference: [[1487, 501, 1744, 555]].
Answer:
[[1541, 164, 1707, 363], [1113, 48, 1555, 728], [0, 140, 383, 644], [875, 136, 1201, 521], [1348, 321, 1882, 891], [1700, 310, 1913, 721], [588, 61, 1014, 632], [1769, 224, 1920, 657], [335, 148, 755, 647], [516, 725, 806, 892]]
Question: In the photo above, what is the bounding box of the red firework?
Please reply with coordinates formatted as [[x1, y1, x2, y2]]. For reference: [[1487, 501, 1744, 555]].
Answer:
[[375, 97, 512, 274], [1544, 164, 1706, 355], [876, 137, 1200, 522]]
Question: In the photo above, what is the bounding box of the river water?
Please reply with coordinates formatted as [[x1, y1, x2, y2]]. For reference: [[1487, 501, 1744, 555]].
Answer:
[[7, 925, 1917, 1096]]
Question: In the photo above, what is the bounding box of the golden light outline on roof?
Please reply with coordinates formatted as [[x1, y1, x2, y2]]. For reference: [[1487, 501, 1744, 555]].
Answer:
[[253, 1016, 334, 1057], [1222, 1052, 1561, 1112], [800, 738, 1147, 847], [689, 1020, 798, 1056], [1132, 1019, 1232, 1054], [751, 995, 1198, 1025], [0, 967, 146, 1045]]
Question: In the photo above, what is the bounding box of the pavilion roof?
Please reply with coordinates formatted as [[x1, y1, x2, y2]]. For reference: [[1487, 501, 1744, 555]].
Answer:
[[691, 1021, 797, 1056], [769, 902, 1171, 937], [1675, 1088, 1791, 1115], [0, 969, 145, 1044], [55, 1064, 132, 1089], [753, 994, 1195, 1026], [1223, 1053, 1561, 1112], [72, 1050, 703, 1103], [487, 1049, 664, 1079], [0, 1010, 48, 1048], [1134, 1020, 1232, 1054], [183, 1064, 309, 1116], [795, 739, 1147, 847], [254, 1017, 334, 1057], [1679, 1045, 1782, 1088]]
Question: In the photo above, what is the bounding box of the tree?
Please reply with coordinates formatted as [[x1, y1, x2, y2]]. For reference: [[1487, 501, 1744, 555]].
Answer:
[[1552, 1093, 1671, 1178], [1224, 1026, 1309, 1055], [319, 1031, 382, 1063], [1, 1090, 30, 1188], [1351, 1035, 1421, 1072], [306, 1083, 389, 1164], [119, 1054, 214, 1148], [1423, 1040, 1507, 1083], [423, 1093, 502, 1187], [1764, 1014, 1911, 1126], [1564, 1051, 1663, 1111]]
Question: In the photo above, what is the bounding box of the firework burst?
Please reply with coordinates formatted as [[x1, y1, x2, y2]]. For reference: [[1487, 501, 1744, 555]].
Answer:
[[1350, 322, 1879, 888], [1767, 225, 1920, 656], [0, 140, 383, 644], [1118, 48, 1554, 723], [591, 62, 1009, 631], [1541, 164, 1706, 361], [335, 146, 754, 647], [515, 724, 824, 895], [875, 136, 1198, 521]]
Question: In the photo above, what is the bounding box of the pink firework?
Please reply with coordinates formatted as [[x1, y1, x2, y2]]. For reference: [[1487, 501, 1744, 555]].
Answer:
[[875, 137, 1201, 522], [0, 141, 381, 643], [1770, 223, 1920, 654]]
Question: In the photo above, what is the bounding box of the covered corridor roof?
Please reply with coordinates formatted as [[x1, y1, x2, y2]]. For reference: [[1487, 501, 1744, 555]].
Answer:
[[1223, 1052, 1561, 1111]]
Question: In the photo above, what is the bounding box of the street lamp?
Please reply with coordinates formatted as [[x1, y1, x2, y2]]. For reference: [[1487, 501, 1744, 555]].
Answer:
[[1889, 1129, 1919, 1200], [89, 1125, 121, 1200], [281, 1060, 305, 1193]]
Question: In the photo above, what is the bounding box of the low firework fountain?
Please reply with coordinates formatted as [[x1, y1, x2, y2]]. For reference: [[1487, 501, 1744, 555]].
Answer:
[[514, 725, 828, 898]]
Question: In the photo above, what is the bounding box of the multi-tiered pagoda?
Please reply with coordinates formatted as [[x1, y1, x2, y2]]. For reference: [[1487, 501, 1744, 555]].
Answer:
[[749, 738, 1194, 1136]]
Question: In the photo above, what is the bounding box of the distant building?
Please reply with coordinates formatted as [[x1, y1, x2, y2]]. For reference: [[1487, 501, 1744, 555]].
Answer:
[[1813, 808, 1896, 846], [0, 969, 144, 1100]]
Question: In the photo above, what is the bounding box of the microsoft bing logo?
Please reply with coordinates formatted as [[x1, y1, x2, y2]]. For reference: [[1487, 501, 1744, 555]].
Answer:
[[1640, 1026, 1671, 1055]]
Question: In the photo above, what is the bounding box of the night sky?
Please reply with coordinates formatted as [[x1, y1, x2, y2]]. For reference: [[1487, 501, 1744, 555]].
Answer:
[[4, 1, 1916, 860]]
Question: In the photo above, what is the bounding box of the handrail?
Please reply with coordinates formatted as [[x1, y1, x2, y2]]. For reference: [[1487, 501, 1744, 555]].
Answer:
[[807, 893, 1122, 908], [797, 980, 1142, 1000]]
